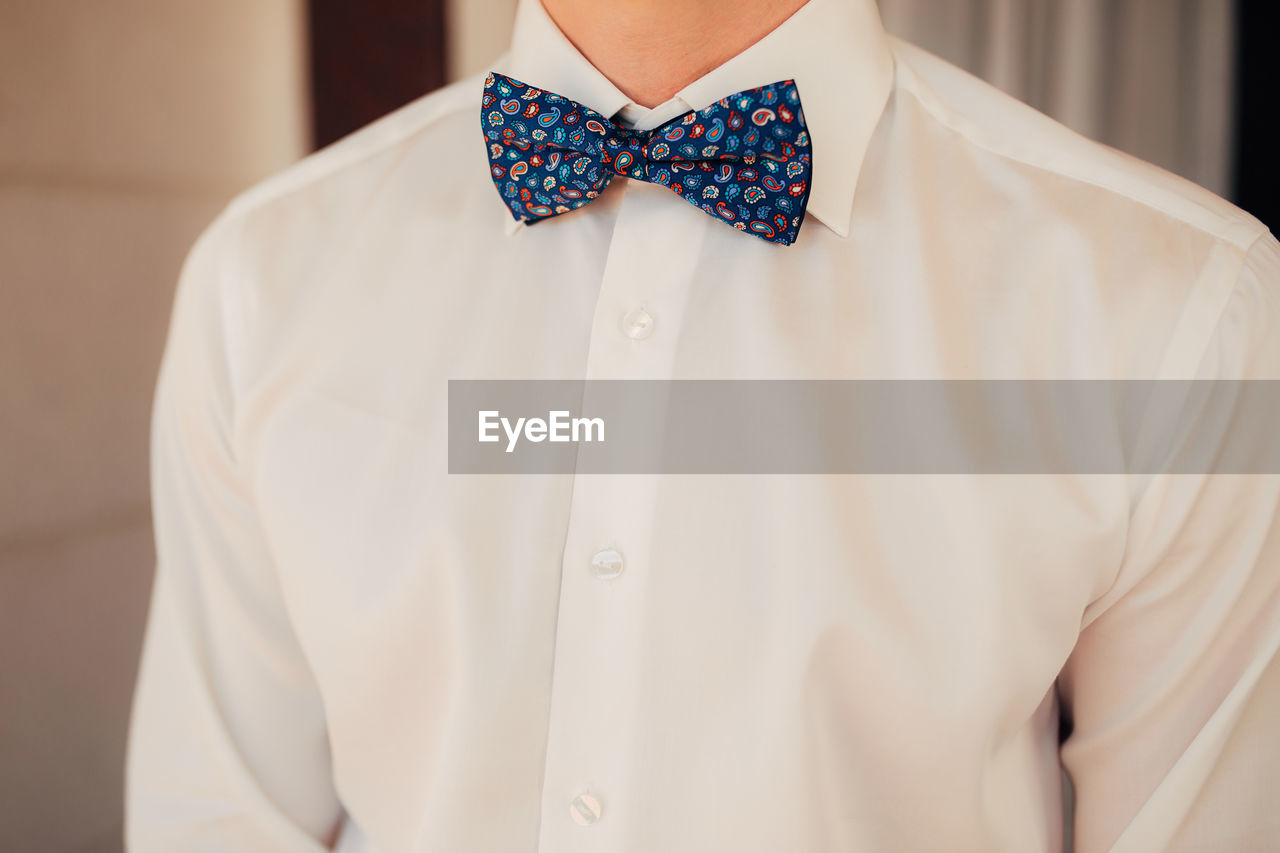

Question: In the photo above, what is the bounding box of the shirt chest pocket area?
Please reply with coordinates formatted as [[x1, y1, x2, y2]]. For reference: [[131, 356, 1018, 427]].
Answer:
[[249, 388, 444, 608]]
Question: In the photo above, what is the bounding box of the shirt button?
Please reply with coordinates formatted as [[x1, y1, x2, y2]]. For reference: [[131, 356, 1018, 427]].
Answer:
[[590, 548, 625, 580], [570, 792, 603, 826], [622, 307, 654, 340]]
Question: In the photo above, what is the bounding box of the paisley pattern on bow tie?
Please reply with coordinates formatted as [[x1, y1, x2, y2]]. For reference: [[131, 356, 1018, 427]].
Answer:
[[481, 72, 813, 246]]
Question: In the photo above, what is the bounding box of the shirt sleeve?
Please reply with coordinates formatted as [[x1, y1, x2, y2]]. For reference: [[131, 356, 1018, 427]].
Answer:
[[124, 211, 345, 851], [1057, 230, 1280, 853]]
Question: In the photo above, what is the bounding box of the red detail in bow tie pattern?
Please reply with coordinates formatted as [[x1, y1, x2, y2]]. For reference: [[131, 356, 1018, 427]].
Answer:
[[481, 71, 813, 246]]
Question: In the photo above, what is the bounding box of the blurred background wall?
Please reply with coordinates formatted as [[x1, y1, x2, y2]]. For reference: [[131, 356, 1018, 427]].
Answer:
[[0, 1, 1274, 851], [0, 2, 308, 851]]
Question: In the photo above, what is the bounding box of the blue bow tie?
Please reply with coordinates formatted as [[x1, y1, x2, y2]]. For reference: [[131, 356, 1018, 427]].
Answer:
[[481, 72, 813, 246]]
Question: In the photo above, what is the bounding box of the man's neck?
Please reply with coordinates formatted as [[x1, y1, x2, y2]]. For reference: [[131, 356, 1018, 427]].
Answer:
[[539, 0, 811, 108]]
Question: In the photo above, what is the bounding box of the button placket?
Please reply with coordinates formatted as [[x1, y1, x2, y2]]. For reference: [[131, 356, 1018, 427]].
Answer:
[[535, 178, 708, 852]]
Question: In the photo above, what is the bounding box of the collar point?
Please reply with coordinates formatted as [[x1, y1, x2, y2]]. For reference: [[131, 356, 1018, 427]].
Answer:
[[803, 203, 852, 241]]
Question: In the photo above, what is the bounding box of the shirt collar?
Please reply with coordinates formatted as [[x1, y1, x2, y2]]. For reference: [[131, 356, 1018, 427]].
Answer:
[[492, 0, 895, 239]]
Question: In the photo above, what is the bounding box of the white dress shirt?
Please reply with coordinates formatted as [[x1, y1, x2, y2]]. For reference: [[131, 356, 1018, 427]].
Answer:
[[125, 0, 1280, 850]]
